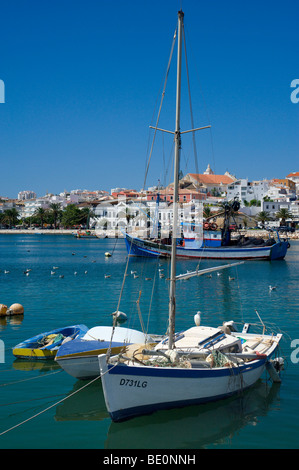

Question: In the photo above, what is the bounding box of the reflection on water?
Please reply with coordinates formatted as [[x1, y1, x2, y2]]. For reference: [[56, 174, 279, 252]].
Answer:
[[0, 315, 24, 331], [52, 376, 281, 448], [12, 358, 61, 373], [55, 379, 109, 422], [105, 380, 281, 449]]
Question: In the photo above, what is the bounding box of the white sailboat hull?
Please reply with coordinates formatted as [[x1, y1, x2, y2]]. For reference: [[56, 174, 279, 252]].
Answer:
[[99, 353, 269, 422], [57, 354, 101, 380]]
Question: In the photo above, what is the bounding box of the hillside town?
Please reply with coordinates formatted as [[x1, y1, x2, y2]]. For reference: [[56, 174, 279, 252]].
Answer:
[[0, 165, 298, 235]]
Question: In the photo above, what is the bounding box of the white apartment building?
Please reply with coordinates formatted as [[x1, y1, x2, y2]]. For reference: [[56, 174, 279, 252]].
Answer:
[[21, 195, 68, 219], [18, 190, 36, 200], [261, 200, 291, 218], [94, 198, 203, 237], [261, 200, 299, 222], [226, 179, 269, 205], [289, 201, 299, 220]]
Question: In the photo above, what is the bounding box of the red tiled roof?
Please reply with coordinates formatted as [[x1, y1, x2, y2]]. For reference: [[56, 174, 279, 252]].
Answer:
[[188, 173, 234, 185], [287, 172, 299, 178]]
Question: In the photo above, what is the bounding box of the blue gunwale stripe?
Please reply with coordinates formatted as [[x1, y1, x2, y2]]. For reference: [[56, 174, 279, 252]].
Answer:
[[107, 359, 265, 378]]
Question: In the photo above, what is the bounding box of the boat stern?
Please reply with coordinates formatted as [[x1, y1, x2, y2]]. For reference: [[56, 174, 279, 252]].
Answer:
[[270, 241, 289, 260]]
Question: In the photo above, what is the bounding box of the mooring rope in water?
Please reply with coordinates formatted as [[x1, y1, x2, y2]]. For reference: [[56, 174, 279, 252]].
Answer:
[[0, 363, 117, 437], [0, 369, 62, 387]]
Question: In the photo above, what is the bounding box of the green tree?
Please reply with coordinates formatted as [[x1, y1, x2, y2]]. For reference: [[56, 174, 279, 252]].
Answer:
[[275, 208, 293, 226], [249, 199, 261, 207], [2, 208, 20, 228], [203, 205, 212, 219], [34, 207, 48, 228], [255, 210, 270, 227], [79, 207, 95, 229], [49, 203, 62, 229], [61, 204, 82, 228]]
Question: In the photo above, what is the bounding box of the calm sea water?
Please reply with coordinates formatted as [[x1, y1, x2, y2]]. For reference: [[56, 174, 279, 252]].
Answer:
[[0, 234, 298, 449]]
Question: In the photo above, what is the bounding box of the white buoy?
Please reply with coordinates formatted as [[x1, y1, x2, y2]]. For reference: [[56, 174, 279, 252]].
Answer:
[[105, 252, 112, 257], [112, 311, 127, 323]]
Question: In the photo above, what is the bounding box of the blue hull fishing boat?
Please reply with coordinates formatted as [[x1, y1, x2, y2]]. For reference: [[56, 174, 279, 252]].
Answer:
[[124, 230, 288, 260], [13, 324, 89, 360], [124, 197, 289, 261]]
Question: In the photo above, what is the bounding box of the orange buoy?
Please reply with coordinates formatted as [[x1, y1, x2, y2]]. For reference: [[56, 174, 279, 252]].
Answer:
[[0, 304, 8, 316]]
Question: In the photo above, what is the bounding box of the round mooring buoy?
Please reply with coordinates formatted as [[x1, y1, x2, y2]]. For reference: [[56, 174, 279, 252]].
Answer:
[[7, 303, 24, 315], [0, 304, 8, 316]]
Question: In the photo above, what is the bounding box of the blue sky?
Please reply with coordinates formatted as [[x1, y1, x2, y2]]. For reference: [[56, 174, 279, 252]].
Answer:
[[0, 0, 298, 198]]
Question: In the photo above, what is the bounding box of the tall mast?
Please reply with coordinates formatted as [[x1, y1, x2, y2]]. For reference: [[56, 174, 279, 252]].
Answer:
[[168, 10, 184, 350]]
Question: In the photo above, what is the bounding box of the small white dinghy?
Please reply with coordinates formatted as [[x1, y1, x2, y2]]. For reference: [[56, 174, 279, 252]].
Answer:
[[56, 326, 155, 380]]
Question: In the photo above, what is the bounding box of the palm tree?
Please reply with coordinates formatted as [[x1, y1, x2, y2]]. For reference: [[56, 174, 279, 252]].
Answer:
[[203, 205, 212, 219], [34, 207, 47, 228], [49, 203, 62, 229], [79, 207, 95, 229], [275, 208, 293, 226], [2, 208, 19, 228], [255, 210, 270, 228]]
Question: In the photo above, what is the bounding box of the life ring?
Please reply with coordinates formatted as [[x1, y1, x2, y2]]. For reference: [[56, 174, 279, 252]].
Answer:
[[203, 222, 210, 230], [210, 223, 218, 231]]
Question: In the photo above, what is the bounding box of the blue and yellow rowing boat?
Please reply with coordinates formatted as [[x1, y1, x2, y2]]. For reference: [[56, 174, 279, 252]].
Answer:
[[12, 324, 89, 360]]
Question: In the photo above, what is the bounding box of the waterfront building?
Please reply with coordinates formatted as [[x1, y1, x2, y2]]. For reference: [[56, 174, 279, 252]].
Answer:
[[261, 200, 291, 218], [94, 197, 203, 237]]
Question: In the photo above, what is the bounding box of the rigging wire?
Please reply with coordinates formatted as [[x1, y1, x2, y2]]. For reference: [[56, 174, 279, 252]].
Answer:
[[182, 24, 216, 173], [143, 27, 177, 191], [182, 23, 200, 183]]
